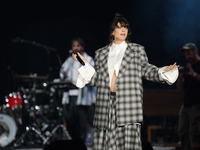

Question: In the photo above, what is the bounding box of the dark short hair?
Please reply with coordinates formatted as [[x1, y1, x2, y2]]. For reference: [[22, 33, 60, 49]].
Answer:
[[71, 37, 85, 48], [109, 13, 132, 45], [180, 43, 198, 52]]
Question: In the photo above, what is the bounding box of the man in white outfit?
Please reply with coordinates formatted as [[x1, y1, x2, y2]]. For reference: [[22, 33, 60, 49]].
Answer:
[[60, 37, 96, 142]]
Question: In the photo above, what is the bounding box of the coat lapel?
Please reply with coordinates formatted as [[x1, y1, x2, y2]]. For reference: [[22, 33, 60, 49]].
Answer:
[[99, 46, 110, 84], [117, 44, 136, 78]]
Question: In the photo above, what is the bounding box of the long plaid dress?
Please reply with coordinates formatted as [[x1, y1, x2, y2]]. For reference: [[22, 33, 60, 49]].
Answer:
[[93, 94, 142, 150]]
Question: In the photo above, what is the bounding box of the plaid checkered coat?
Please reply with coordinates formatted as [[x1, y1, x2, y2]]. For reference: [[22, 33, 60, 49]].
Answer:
[[89, 43, 164, 129]]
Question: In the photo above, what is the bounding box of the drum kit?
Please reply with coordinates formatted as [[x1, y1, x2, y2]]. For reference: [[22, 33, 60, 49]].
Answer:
[[0, 74, 78, 148], [1, 37, 77, 149]]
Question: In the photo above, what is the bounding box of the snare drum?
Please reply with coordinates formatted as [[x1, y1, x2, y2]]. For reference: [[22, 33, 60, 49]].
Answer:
[[5, 92, 22, 109], [5, 92, 28, 110]]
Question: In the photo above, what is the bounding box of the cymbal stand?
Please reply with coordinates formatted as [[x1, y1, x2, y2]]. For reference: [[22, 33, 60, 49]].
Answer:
[[43, 85, 72, 145], [42, 125, 71, 145], [43, 112, 72, 145], [13, 126, 46, 148]]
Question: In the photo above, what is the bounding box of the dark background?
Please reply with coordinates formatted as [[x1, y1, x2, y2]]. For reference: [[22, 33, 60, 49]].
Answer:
[[1, 0, 200, 105]]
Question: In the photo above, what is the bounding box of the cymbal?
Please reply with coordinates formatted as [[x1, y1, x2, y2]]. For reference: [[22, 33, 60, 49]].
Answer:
[[15, 75, 48, 81]]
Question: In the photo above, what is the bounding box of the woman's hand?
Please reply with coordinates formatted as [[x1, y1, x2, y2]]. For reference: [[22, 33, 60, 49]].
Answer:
[[72, 52, 87, 64], [164, 62, 179, 72]]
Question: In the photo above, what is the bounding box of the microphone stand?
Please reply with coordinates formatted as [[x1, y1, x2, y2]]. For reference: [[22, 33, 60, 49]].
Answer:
[[12, 37, 62, 67]]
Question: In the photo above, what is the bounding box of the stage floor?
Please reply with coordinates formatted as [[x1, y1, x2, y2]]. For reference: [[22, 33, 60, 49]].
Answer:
[[13, 147, 92, 150]]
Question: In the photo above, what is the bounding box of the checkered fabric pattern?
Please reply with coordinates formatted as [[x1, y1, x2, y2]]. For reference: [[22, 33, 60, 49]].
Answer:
[[93, 95, 142, 150], [89, 43, 163, 129]]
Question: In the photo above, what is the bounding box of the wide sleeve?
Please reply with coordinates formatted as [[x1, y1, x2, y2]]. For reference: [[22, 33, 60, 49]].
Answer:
[[76, 51, 100, 88], [76, 62, 95, 88], [158, 67, 179, 85]]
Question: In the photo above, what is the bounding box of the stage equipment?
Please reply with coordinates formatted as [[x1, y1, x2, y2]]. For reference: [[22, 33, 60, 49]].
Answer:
[[11, 79, 77, 148], [42, 80, 77, 144], [10, 37, 74, 148], [0, 114, 17, 147], [5, 92, 28, 110]]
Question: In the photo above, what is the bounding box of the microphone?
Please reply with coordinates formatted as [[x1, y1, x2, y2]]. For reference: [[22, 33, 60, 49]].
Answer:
[[69, 49, 73, 54], [68, 50, 85, 65], [12, 37, 24, 43], [68, 49, 73, 58], [73, 52, 85, 65]]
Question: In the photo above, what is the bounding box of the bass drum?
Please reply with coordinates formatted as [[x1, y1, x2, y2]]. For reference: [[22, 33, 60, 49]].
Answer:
[[0, 113, 17, 147]]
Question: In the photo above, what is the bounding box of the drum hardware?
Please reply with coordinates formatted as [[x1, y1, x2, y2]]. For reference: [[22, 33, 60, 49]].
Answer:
[[11, 79, 76, 148], [13, 125, 46, 148], [13, 108, 71, 148], [3, 75, 77, 148], [41, 80, 78, 143], [9, 75, 48, 148], [13, 114, 60, 148], [42, 117, 72, 145]]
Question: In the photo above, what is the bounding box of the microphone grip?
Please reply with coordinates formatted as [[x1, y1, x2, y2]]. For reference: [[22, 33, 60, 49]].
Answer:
[[73, 53, 85, 65]]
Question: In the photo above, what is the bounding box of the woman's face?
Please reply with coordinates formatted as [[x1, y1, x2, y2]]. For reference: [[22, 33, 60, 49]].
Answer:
[[112, 22, 128, 44]]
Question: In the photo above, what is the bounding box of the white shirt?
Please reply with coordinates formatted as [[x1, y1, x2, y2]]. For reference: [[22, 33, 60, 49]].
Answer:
[[108, 41, 127, 87]]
